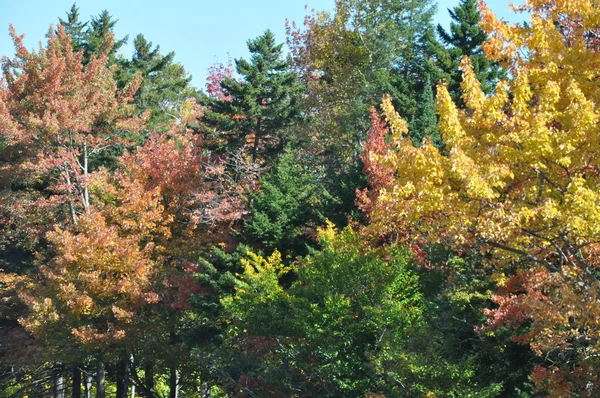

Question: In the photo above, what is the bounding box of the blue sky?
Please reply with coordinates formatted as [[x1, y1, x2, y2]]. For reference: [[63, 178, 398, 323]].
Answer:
[[0, 1, 525, 89]]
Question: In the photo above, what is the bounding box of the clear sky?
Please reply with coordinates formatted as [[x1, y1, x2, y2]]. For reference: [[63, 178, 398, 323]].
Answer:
[[0, 1, 526, 90]]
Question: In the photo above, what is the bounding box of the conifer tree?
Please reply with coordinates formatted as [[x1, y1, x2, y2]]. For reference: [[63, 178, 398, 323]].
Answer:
[[244, 148, 330, 258], [429, 0, 504, 101], [58, 3, 87, 52], [409, 76, 442, 148], [83, 10, 127, 63], [123, 34, 197, 129], [57, 6, 127, 65], [203, 30, 302, 162]]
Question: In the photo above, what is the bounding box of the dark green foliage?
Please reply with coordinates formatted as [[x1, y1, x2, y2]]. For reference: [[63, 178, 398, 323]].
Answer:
[[395, 250, 535, 397], [83, 10, 128, 64], [409, 76, 443, 148], [182, 245, 253, 390], [388, 0, 438, 122], [58, 7, 127, 64], [203, 30, 303, 161], [58, 3, 87, 52], [121, 34, 197, 129], [188, 244, 251, 348], [429, 0, 505, 102], [244, 148, 331, 258], [321, 157, 368, 227]]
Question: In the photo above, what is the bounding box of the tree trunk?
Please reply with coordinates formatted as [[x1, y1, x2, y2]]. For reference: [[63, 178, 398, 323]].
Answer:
[[54, 370, 65, 398], [200, 382, 211, 398], [72, 366, 82, 398], [168, 367, 179, 398], [144, 361, 154, 398], [96, 360, 106, 398], [84, 370, 93, 398], [116, 355, 129, 398]]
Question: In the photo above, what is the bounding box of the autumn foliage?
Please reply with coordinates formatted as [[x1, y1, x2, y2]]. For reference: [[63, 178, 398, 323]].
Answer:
[[361, 0, 600, 395], [5, 0, 600, 396]]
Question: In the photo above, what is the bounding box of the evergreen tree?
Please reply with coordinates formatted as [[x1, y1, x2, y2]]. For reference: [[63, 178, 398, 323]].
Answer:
[[58, 3, 87, 52], [388, 0, 438, 121], [429, 0, 505, 101], [83, 10, 128, 63], [244, 148, 331, 259], [409, 76, 442, 148], [123, 34, 197, 129], [57, 7, 128, 65], [203, 30, 302, 162]]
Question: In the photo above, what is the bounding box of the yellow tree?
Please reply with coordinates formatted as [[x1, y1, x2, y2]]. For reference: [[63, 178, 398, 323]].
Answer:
[[363, 0, 600, 395]]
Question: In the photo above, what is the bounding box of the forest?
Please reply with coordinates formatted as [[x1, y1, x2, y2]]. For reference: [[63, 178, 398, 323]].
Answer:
[[1, 0, 600, 396]]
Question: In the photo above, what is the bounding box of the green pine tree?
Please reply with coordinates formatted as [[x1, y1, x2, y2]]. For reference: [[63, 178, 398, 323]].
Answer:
[[244, 148, 331, 259], [58, 3, 88, 52], [203, 30, 303, 162], [410, 76, 442, 148], [122, 34, 197, 129], [83, 10, 128, 64], [429, 0, 505, 102], [388, 0, 438, 122]]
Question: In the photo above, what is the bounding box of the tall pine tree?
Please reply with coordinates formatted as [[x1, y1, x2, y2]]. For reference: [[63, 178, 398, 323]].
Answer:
[[122, 34, 197, 129], [203, 30, 302, 162], [58, 3, 87, 52], [83, 10, 128, 64], [429, 0, 505, 101]]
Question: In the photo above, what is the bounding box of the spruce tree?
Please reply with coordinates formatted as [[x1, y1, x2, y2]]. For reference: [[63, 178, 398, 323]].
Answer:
[[204, 30, 302, 162], [388, 0, 438, 121], [123, 34, 196, 128], [244, 148, 330, 258], [429, 0, 505, 101], [57, 7, 127, 65], [83, 10, 128, 63], [58, 3, 87, 52], [410, 76, 442, 148]]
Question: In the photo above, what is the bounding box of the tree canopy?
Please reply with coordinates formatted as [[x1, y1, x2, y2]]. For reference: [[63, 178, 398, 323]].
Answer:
[[4, 0, 600, 397]]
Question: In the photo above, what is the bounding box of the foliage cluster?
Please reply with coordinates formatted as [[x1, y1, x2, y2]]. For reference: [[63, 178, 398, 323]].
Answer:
[[3, 0, 600, 397]]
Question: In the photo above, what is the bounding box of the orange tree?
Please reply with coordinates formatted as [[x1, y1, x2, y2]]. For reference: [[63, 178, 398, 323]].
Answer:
[[0, 23, 145, 394], [0, 24, 218, 396], [0, 24, 143, 282], [362, 0, 600, 395]]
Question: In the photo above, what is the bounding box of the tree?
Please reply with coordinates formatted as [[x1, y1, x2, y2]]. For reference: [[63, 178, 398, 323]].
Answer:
[[221, 224, 423, 396], [19, 175, 169, 353], [285, 0, 437, 226], [409, 75, 442, 148], [286, 0, 437, 157], [58, 3, 88, 52], [83, 10, 127, 64], [428, 0, 505, 102], [363, 0, 600, 394], [0, 24, 142, 245], [122, 34, 197, 130], [203, 30, 302, 162], [244, 147, 331, 259], [0, 23, 143, 396]]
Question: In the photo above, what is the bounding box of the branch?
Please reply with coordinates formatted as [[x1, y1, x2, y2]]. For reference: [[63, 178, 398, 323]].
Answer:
[[481, 238, 555, 269]]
